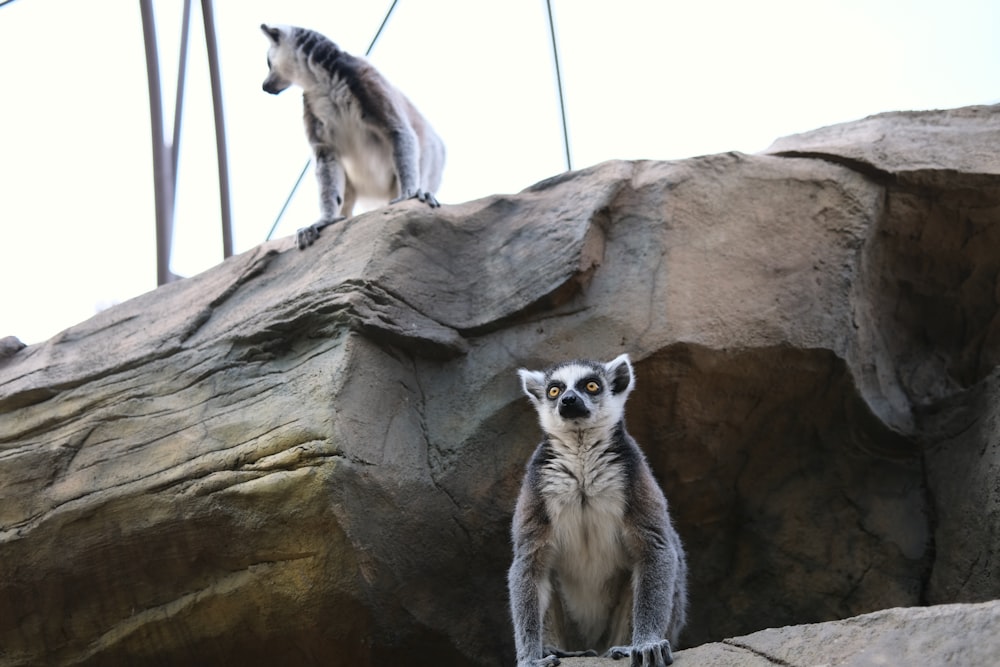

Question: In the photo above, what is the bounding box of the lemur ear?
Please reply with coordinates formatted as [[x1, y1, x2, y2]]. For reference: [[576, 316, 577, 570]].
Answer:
[[518, 369, 547, 404], [605, 354, 634, 395], [261, 24, 282, 44]]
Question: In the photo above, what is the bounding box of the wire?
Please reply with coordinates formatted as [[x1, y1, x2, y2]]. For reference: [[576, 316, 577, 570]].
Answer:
[[366, 0, 399, 57], [0, 0, 19, 8], [265, 160, 311, 243], [546, 0, 572, 172], [266, 0, 400, 241]]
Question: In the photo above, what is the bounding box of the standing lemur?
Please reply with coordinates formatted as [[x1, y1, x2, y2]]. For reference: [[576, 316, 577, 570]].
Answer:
[[510, 354, 687, 667], [261, 24, 445, 250]]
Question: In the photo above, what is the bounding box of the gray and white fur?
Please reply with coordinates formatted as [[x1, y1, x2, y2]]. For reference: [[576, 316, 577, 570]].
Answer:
[[261, 24, 445, 249], [510, 354, 687, 667]]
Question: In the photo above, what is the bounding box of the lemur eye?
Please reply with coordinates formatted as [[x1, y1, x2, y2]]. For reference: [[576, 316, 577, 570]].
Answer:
[[585, 381, 600, 393], [547, 385, 561, 399]]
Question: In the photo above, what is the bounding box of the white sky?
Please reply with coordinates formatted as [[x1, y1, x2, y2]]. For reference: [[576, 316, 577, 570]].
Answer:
[[1, 0, 998, 345]]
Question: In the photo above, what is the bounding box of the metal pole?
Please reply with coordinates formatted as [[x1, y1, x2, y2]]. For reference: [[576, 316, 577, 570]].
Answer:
[[140, 0, 176, 286], [201, 0, 234, 258], [170, 0, 192, 181]]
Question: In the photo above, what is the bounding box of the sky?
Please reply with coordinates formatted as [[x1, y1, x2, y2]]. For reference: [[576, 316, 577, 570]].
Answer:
[[1, 0, 998, 345]]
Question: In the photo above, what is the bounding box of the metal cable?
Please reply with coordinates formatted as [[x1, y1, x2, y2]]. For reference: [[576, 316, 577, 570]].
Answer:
[[546, 0, 572, 171]]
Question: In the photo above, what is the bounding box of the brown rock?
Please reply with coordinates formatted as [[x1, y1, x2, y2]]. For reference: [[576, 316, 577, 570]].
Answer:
[[689, 600, 1000, 667], [766, 105, 1000, 179], [596, 600, 999, 667], [920, 370, 1000, 604], [1, 105, 999, 665]]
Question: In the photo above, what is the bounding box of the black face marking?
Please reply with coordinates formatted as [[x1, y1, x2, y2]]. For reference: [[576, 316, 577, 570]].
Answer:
[[546, 381, 566, 400], [578, 376, 602, 395], [557, 390, 590, 419]]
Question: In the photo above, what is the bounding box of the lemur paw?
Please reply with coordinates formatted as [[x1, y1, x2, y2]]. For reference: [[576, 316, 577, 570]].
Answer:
[[417, 190, 441, 207], [391, 190, 440, 208], [295, 226, 319, 250], [607, 639, 674, 667], [295, 217, 344, 250]]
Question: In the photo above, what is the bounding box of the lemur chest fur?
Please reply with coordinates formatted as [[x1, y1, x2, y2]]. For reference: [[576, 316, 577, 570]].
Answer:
[[304, 80, 396, 197], [541, 436, 629, 581]]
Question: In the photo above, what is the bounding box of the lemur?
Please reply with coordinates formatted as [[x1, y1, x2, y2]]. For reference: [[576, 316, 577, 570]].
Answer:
[[510, 354, 687, 667], [261, 24, 446, 250]]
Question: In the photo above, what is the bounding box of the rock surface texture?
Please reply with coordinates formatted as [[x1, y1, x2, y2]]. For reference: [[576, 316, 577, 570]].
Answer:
[[1, 104, 999, 666], [570, 600, 1000, 667]]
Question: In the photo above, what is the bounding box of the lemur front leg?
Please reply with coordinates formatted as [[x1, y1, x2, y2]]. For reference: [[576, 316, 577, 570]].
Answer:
[[508, 549, 562, 667], [388, 127, 440, 209], [606, 538, 682, 667], [296, 153, 354, 249]]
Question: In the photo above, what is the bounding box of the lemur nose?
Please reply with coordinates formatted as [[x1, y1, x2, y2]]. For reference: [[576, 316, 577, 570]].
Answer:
[[561, 394, 577, 405]]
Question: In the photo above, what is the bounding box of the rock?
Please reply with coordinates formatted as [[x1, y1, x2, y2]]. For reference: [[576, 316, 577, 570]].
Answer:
[[684, 600, 1000, 667], [1, 104, 999, 666], [561, 600, 1000, 667], [766, 105, 1000, 180], [766, 104, 1000, 431], [0, 335, 25, 360], [919, 368, 1000, 604]]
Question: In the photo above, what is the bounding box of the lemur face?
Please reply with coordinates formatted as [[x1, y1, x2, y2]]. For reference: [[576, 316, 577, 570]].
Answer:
[[519, 354, 635, 433], [544, 363, 608, 420], [260, 24, 294, 94]]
